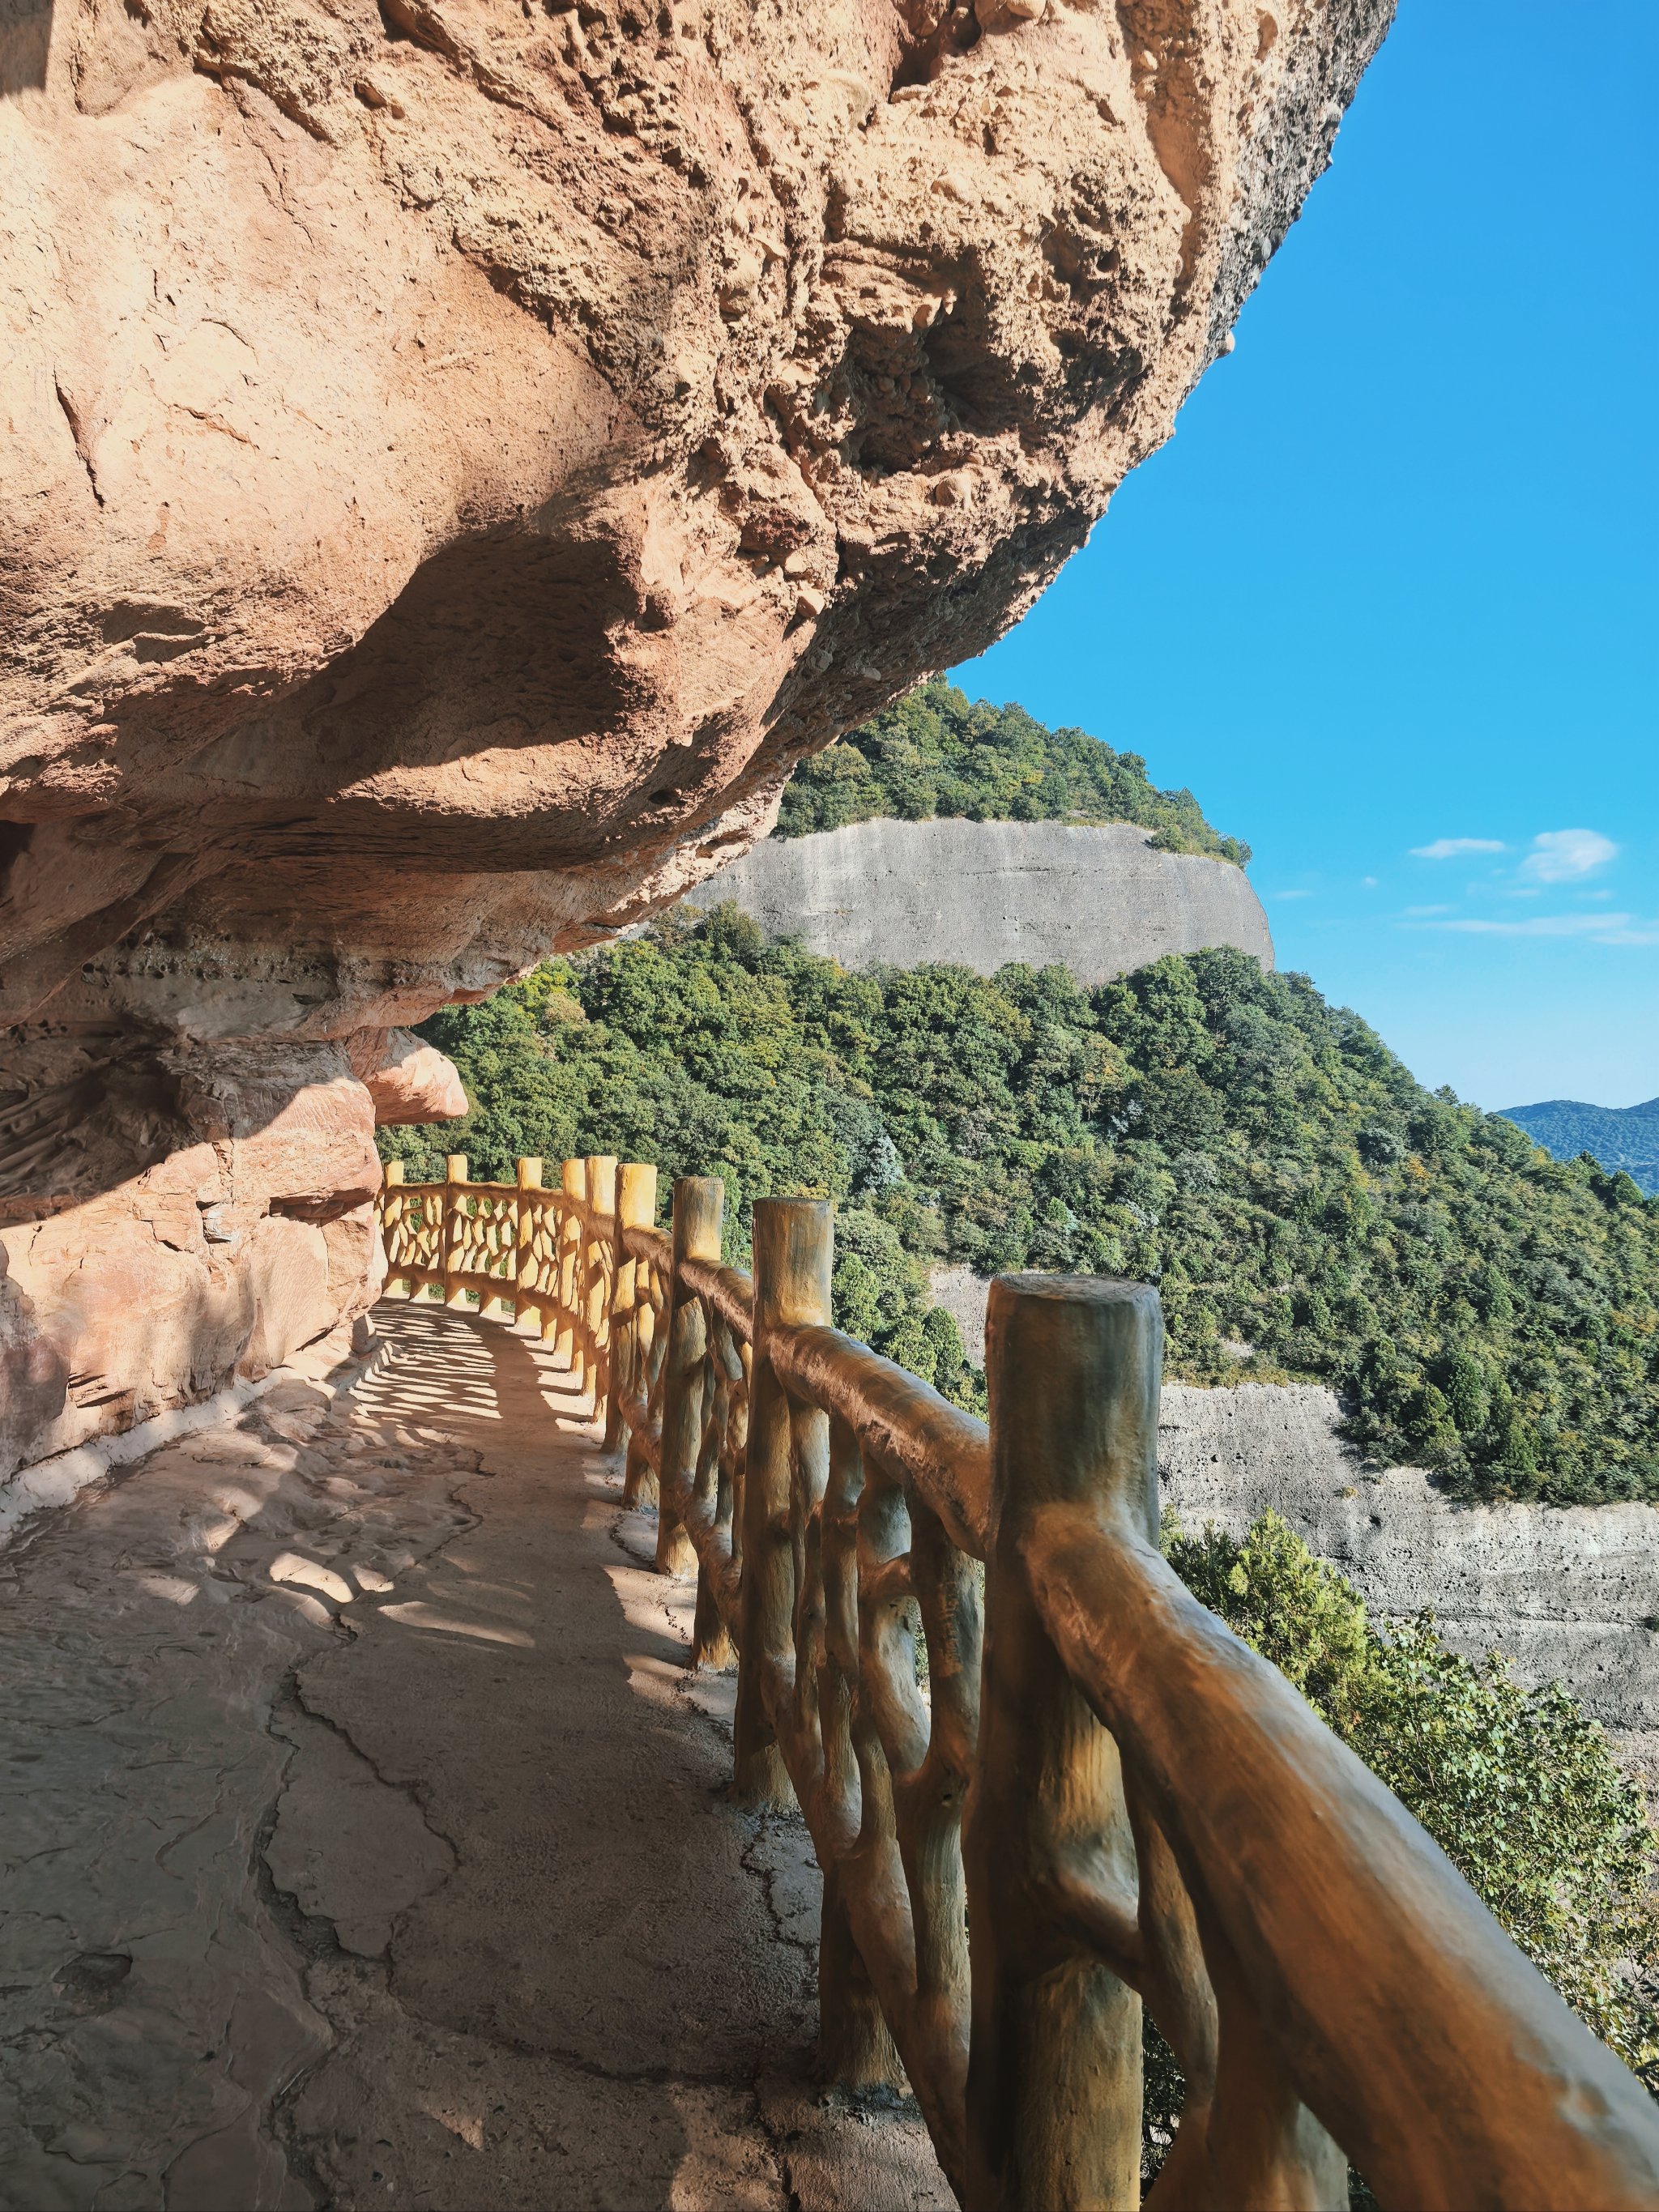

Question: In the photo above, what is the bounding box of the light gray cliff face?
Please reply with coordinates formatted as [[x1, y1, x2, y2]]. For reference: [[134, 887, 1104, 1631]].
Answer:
[[932, 1268, 1659, 1732], [1158, 1383, 1659, 1732], [681, 819, 1273, 983]]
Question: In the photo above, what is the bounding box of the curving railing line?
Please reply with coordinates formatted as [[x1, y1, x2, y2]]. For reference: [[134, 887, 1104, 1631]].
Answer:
[[379, 1158, 1659, 2212]]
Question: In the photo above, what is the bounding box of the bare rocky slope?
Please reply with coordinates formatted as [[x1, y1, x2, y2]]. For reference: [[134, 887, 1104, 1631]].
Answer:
[[681, 816, 1274, 981], [0, 0, 1393, 1481]]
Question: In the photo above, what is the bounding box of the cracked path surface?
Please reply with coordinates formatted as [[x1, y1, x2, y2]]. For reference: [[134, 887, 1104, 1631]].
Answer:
[[0, 1303, 952, 2212]]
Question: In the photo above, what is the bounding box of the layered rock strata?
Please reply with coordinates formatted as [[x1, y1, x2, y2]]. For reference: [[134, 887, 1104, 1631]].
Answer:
[[1158, 1383, 1659, 1739], [681, 816, 1274, 980], [0, 0, 1392, 1469], [0, 1028, 463, 1486]]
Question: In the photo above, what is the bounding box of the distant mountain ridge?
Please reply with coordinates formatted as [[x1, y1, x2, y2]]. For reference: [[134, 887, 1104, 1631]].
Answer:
[[1499, 1097, 1659, 1196]]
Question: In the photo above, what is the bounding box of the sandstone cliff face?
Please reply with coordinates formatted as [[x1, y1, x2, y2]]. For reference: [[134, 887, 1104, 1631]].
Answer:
[[0, 1025, 471, 1489], [680, 816, 1274, 980], [0, 1037, 385, 1481], [0, 0, 1392, 1482], [2, 0, 1390, 1046]]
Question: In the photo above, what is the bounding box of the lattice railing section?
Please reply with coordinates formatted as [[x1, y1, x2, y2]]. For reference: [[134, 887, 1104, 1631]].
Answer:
[[379, 1153, 623, 1401], [377, 1163, 1659, 2210]]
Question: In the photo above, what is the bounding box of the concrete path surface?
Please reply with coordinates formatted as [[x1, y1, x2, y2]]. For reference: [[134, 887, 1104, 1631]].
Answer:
[[0, 1303, 952, 2212]]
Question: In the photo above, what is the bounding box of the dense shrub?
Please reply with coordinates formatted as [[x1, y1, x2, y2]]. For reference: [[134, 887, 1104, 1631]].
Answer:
[[1145, 1515, 1659, 2172], [384, 912, 1659, 1504], [777, 677, 1251, 863]]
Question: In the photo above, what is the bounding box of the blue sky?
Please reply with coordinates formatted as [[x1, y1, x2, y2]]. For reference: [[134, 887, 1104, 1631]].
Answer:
[[953, 0, 1657, 1112]]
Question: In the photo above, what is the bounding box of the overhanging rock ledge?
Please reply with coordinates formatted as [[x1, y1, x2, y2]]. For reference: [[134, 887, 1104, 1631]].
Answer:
[[0, 0, 1393, 1475]]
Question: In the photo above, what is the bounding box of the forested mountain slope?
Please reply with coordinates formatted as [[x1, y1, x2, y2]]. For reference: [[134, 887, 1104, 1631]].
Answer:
[[776, 678, 1251, 863], [384, 911, 1659, 1509]]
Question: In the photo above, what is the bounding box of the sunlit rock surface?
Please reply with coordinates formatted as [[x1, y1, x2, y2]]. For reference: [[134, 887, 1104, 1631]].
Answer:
[[2, 0, 1390, 1041], [681, 818, 1274, 981], [0, 0, 1392, 1470]]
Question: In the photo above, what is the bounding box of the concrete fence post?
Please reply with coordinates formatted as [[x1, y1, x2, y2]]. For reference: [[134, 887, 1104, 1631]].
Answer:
[[964, 1276, 1160, 2211], [608, 1161, 658, 1451], [657, 1176, 722, 1579], [382, 1159, 407, 1298], [735, 1196, 830, 1809], [586, 1155, 618, 1412], [514, 1156, 543, 1330], [557, 1156, 586, 1372], [443, 1153, 468, 1308]]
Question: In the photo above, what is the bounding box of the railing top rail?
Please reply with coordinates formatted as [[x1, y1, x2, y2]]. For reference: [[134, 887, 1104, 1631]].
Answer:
[[375, 1167, 1659, 2208], [391, 1174, 610, 1220], [1030, 1508, 1659, 2206], [677, 1252, 753, 1341], [621, 1221, 673, 1271], [769, 1319, 991, 1561], [520, 1185, 605, 1222]]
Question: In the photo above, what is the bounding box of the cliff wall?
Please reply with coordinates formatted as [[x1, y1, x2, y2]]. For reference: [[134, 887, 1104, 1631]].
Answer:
[[1158, 1383, 1659, 1733], [930, 1265, 1659, 1730], [681, 818, 1273, 981]]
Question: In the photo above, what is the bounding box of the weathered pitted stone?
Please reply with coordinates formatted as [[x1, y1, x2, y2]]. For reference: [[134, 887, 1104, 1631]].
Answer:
[[0, 1039, 382, 1479], [2, 0, 1392, 1046], [350, 1027, 470, 1124], [680, 817, 1274, 981], [0, 0, 1392, 1474]]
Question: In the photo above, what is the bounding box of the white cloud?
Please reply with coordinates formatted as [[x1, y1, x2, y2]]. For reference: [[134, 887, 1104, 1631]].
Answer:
[[1411, 837, 1507, 860], [1402, 910, 1657, 944], [1520, 828, 1618, 882]]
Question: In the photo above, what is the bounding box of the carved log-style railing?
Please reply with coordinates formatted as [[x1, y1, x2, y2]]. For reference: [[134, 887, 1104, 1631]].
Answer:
[[378, 1162, 1659, 2211], [380, 1152, 620, 1403]]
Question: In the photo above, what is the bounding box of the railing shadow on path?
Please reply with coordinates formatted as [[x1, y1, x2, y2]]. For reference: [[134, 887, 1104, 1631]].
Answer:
[[327, 1287, 954, 2210]]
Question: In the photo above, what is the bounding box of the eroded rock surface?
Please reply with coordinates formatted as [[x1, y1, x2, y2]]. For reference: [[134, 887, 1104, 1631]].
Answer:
[[2, 0, 1392, 1047], [0, 1015, 471, 1481], [2, 0, 1391, 1474], [0, 1303, 950, 2210], [350, 1027, 471, 1125], [0, 1036, 388, 1480], [681, 817, 1275, 981]]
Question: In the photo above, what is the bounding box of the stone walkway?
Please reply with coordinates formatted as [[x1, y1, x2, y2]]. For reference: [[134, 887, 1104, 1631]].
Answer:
[[0, 1304, 951, 2212]]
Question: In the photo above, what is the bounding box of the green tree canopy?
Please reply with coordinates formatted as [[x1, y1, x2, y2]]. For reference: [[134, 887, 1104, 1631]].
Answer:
[[777, 677, 1250, 863], [386, 911, 1659, 1506]]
